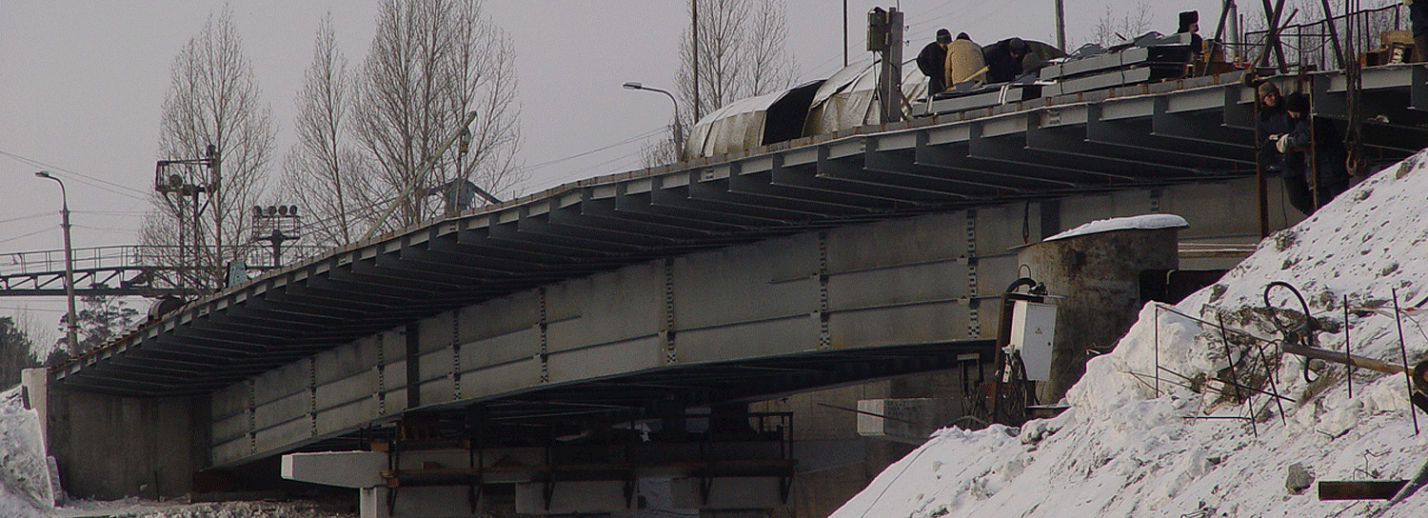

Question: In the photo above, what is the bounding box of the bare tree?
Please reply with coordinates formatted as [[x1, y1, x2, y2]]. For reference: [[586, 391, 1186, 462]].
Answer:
[[640, 0, 797, 166], [352, 0, 523, 233], [281, 14, 367, 248], [1087, 0, 1155, 47], [145, 8, 275, 291], [679, 0, 797, 119]]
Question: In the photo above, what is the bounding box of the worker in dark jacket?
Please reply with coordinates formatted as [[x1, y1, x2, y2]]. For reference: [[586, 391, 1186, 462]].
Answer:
[[1255, 81, 1292, 173], [982, 37, 1028, 83], [1177, 11, 1204, 55], [1271, 92, 1350, 214], [918, 29, 953, 95]]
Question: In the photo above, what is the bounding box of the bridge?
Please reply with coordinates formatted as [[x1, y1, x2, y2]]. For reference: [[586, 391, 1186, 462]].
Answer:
[[27, 65, 1428, 516]]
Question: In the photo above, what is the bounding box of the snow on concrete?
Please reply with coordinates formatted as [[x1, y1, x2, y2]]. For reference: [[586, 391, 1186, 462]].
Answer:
[[832, 151, 1428, 518], [47, 499, 351, 518], [0, 386, 53, 518], [1044, 213, 1189, 242]]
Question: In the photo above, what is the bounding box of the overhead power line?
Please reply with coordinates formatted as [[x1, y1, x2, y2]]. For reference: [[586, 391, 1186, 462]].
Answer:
[[0, 148, 153, 202]]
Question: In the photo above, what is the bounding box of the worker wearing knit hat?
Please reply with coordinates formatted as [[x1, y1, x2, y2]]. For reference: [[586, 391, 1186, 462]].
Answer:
[[918, 28, 955, 95]]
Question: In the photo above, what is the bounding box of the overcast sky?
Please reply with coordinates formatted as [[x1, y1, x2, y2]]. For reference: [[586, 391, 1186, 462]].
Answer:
[[0, 0, 1228, 319]]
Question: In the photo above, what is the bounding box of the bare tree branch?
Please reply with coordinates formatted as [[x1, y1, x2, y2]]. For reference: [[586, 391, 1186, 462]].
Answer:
[[146, 7, 276, 291], [352, 0, 523, 233]]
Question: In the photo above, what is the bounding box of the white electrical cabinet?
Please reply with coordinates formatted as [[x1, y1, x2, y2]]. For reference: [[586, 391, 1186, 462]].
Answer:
[[1010, 300, 1057, 381]]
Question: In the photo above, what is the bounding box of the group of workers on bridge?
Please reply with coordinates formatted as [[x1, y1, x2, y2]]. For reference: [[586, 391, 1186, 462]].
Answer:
[[913, 8, 1408, 217], [915, 29, 1027, 96]]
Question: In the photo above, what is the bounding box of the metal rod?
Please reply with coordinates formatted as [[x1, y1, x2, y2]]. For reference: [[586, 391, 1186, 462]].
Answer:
[[1253, 336, 1289, 425], [1154, 304, 1161, 397], [362, 111, 479, 241], [1345, 294, 1354, 399], [1281, 344, 1405, 374], [1394, 288, 1420, 435]]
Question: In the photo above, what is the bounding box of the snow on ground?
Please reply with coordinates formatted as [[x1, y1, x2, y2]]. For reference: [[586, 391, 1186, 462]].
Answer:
[[831, 152, 1428, 518], [0, 386, 54, 518], [46, 499, 351, 518]]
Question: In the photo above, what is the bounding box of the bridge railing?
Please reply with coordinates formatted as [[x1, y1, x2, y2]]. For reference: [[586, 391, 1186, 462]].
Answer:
[[2, 243, 335, 277], [1244, 4, 1404, 72], [2, 245, 153, 276]]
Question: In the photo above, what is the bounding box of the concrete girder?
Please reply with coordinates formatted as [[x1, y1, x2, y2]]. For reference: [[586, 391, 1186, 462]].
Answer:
[[536, 199, 695, 248], [1151, 97, 1256, 150], [685, 177, 835, 221], [725, 163, 889, 213], [1087, 104, 1254, 164], [1026, 114, 1243, 174], [915, 140, 1080, 190], [573, 193, 736, 240], [486, 217, 642, 257], [970, 119, 1150, 185], [612, 183, 769, 233], [865, 147, 1021, 196]]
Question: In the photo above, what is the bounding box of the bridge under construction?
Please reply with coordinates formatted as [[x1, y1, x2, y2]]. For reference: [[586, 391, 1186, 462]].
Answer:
[[14, 18, 1428, 518]]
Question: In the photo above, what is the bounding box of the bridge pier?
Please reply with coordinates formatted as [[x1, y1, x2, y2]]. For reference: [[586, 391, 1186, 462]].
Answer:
[[26, 369, 208, 500]]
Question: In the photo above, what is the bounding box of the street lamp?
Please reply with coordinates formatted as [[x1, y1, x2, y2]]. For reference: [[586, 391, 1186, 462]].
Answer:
[[623, 82, 685, 152], [35, 171, 79, 355]]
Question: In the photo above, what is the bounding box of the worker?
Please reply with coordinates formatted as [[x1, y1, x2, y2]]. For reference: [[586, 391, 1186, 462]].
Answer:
[[1270, 92, 1350, 214], [1407, 0, 1428, 62], [1255, 81, 1292, 174], [918, 28, 954, 96], [982, 37, 1028, 84], [944, 32, 986, 88], [1177, 11, 1204, 56]]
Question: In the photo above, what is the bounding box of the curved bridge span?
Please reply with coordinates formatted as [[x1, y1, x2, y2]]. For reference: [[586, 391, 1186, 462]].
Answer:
[[37, 67, 1428, 508]]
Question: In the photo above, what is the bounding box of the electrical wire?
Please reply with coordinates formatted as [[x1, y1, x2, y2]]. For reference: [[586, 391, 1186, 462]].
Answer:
[[0, 213, 50, 226], [0, 149, 153, 202], [0, 228, 54, 245]]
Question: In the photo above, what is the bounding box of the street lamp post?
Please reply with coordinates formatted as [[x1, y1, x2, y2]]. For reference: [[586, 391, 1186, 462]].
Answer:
[[623, 82, 685, 154], [35, 171, 80, 355]]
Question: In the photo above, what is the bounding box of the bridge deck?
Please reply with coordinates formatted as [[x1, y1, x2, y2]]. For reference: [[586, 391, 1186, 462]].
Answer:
[[51, 66, 1428, 400]]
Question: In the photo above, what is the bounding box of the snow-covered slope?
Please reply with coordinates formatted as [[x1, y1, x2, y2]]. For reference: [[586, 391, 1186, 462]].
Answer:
[[831, 152, 1428, 518]]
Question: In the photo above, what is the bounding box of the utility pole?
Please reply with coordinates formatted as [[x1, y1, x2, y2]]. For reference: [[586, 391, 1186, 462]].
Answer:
[[35, 171, 79, 355], [1055, 0, 1067, 52], [692, 0, 701, 122], [869, 7, 904, 123], [833, 0, 845, 67]]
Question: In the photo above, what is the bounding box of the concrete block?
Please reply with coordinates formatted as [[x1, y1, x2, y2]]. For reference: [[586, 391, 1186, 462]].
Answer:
[[856, 398, 960, 445], [514, 480, 633, 514], [282, 451, 385, 488], [670, 477, 785, 510], [362, 486, 481, 518]]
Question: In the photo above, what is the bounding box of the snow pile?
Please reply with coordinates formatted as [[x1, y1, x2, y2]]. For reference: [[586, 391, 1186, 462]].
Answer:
[[0, 386, 53, 518], [1044, 213, 1189, 241], [832, 152, 1428, 518]]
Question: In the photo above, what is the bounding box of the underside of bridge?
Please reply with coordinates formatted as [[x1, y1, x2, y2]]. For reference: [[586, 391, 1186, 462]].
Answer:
[[33, 66, 1428, 516]]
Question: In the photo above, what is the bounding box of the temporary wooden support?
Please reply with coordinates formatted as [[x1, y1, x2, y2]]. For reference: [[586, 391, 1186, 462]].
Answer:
[[1318, 480, 1408, 500]]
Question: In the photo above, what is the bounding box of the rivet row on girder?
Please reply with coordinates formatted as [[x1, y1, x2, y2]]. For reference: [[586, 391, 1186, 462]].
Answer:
[[966, 209, 980, 338], [247, 378, 257, 455], [663, 257, 679, 365], [375, 336, 387, 416], [539, 288, 550, 383], [818, 231, 831, 350], [451, 310, 462, 400], [308, 357, 318, 438]]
